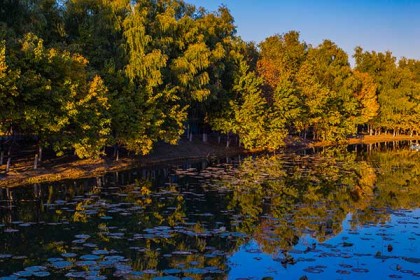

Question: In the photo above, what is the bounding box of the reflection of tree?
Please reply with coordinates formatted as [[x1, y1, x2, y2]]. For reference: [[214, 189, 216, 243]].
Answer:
[[222, 147, 381, 254], [113, 179, 233, 277], [351, 150, 420, 226], [1, 146, 418, 277]]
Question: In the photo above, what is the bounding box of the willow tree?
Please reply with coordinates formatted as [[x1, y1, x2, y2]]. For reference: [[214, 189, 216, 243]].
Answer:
[[181, 5, 238, 140], [117, 1, 242, 151], [112, 0, 199, 154]]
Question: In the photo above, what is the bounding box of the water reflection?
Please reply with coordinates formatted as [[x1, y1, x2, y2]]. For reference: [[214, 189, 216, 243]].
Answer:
[[0, 145, 419, 279]]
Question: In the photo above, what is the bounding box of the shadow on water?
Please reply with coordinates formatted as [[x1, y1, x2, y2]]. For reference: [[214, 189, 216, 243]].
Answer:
[[0, 142, 419, 279]]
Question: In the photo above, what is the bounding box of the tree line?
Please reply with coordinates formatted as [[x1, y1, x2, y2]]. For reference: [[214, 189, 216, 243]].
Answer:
[[0, 0, 419, 161]]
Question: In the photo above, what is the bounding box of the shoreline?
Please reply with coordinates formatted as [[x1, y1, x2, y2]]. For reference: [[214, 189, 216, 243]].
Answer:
[[1, 135, 419, 188]]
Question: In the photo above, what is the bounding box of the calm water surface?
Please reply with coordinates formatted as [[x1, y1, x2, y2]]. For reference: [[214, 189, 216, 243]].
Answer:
[[0, 144, 419, 279]]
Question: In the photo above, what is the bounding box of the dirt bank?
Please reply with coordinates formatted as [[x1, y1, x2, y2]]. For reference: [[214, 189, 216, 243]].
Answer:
[[0, 138, 245, 188], [0, 134, 419, 188]]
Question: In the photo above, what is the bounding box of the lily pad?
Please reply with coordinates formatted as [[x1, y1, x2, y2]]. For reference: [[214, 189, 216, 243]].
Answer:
[[14, 271, 33, 277], [18, 223, 32, 227], [50, 260, 72, 269], [33, 271, 51, 277], [48, 257, 64, 262], [24, 266, 47, 272], [0, 276, 19, 280], [303, 267, 324, 274], [76, 260, 97, 267], [402, 257, 420, 264], [61, 253, 77, 258], [4, 228, 19, 233], [162, 268, 182, 274], [75, 234, 90, 239], [100, 216, 113, 220], [352, 268, 369, 273], [65, 272, 88, 278], [92, 250, 109, 255], [0, 254, 13, 259], [183, 268, 207, 274], [389, 275, 403, 279], [336, 270, 351, 275]]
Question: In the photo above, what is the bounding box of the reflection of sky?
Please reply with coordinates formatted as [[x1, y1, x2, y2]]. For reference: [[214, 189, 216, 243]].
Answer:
[[228, 209, 420, 279]]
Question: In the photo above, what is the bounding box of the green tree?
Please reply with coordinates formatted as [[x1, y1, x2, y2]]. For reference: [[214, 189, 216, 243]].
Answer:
[[71, 75, 111, 158], [347, 70, 379, 134], [7, 33, 110, 158], [0, 40, 19, 134], [354, 48, 420, 136], [297, 40, 357, 141], [257, 31, 307, 135]]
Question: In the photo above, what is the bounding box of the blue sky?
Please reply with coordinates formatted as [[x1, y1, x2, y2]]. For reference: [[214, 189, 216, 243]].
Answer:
[[186, 0, 420, 63]]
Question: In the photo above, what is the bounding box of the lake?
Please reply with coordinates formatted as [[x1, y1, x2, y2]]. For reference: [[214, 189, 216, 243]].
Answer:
[[0, 143, 419, 279]]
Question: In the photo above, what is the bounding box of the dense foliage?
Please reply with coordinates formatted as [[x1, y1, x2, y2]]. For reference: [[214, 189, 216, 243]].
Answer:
[[0, 0, 419, 161]]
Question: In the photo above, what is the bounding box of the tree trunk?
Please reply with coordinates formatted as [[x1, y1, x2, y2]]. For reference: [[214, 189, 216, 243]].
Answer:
[[113, 144, 117, 157], [34, 154, 38, 170], [33, 183, 41, 199], [6, 157, 11, 173], [113, 144, 119, 161], [0, 138, 3, 165], [38, 146, 42, 162], [5, 134, 15, 174]]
